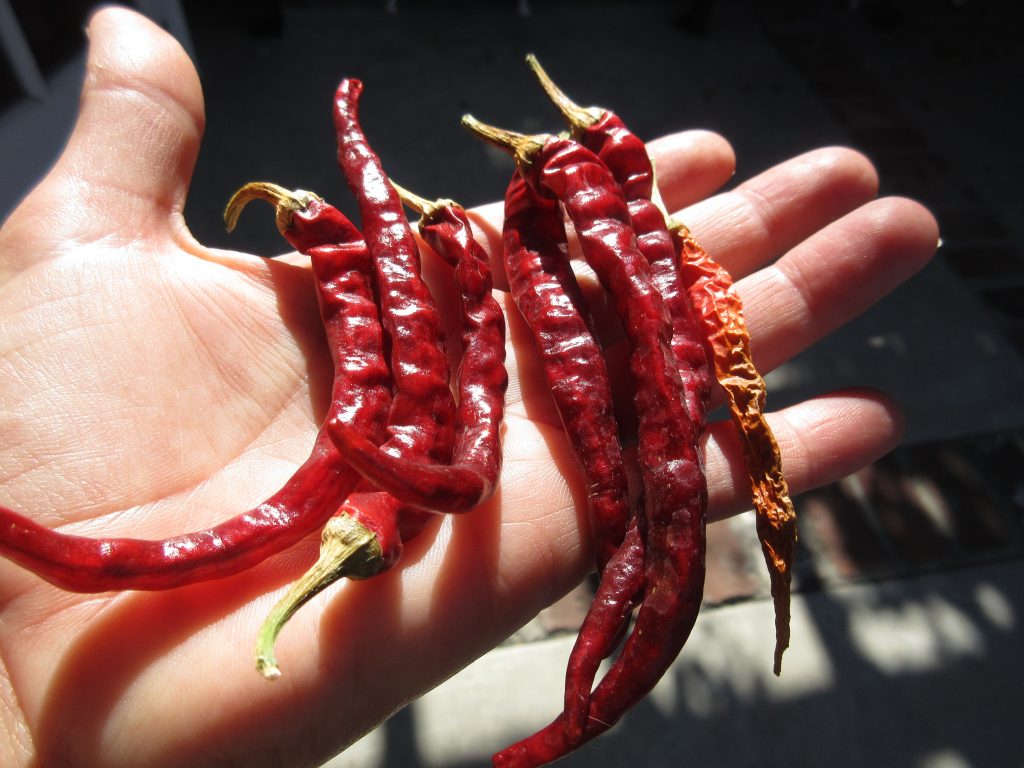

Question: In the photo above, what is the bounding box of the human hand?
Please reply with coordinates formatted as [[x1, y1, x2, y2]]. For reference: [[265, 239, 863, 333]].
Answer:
[[0, 7, 937, 768]]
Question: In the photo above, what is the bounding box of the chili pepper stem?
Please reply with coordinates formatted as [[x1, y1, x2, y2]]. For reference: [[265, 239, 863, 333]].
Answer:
[[460, 115, 546, 170], [389, 181, 459, 223], [524, 54, 602, 134], [224, 182, 321, 236], [255, 513, 384, 680]]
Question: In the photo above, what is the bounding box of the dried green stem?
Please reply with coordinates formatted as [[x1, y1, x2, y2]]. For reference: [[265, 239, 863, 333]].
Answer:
[[255, 514, 383, 680], [390, 181, 459, 223], [461, 114, 547, 170], [525, 53, 603, 135], [224, 182, 321, 236]]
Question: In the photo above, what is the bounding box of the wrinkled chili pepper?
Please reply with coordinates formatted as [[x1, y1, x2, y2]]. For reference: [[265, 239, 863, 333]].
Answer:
[[252, 80, 460, 677], [329, 185, 507, 512], [334, 79, 456, 471], [526, 56, 711, 429], [0, 185, 390, 593], [527, 56, 715, 731], [670, 221, 798, 675], [530, 55, 795, 676], [223, 184, 413, 678], [503, 166, 636, 738], [465, 118, 707, 767], [502, 170, 630, 570]]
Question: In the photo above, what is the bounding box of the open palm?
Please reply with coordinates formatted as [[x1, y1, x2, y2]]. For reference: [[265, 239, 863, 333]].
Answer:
[[0, 8, 937, 768]]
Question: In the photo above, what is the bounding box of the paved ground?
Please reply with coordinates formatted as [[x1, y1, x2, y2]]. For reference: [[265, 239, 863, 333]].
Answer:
[[3, 1, 1023, 767]]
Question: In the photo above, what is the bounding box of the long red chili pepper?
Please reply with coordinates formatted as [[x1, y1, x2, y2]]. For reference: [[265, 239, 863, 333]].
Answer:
[[0, 185, 389, 593], [221, 184, 413, 678], [527, 56, 796, 675], [329, 186, 507, 512], [334, 78, 457, 471], [502, 169, 631, 570], [502, 166, 637, 733], [252, 82, 461, 677], [526, 56, 714, 733], [527, 55, 711, 427], [465, 119, 707, 767]]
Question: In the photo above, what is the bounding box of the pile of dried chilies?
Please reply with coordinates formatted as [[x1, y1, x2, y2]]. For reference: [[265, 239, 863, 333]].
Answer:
[[462, 57, 797, 767], [0, 57, 797, 768]]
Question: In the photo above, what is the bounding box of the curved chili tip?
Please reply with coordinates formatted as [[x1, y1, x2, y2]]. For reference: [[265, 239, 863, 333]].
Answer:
[[524, 54, 602, 134], [335, 76, 364, 106], [328, 418, 493, 513], [224, 182, 321, 236], [255, 513, 384, 680]]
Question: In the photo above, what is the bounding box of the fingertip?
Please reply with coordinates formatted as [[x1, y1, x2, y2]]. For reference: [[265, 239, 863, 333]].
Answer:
[[22, 5, 209, 242], [806, 145, 880, 200], [647, 129, 736, 209], [84, 7, 204, 131], [872, 195, 941, 261], [826, 386, 906, 449]]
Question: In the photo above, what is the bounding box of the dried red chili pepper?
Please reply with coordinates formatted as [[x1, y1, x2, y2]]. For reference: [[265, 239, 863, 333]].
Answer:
[[253, 81, 461, 677], [0, 184, 390, 593], [530, 55, 794, 676], [222, 184, 416, 678], [526, 57, 716, 731], [334, 78, 456, 474], [503, 166, 638, 738], [465, 118, 706, 767], [329, 185, 507, 512], [527, 54, 711, 428], [502, 170, 631, 570]]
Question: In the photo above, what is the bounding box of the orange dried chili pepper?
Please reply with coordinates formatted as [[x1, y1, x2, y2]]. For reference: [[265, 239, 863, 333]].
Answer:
[[669, 220, 797, 675]]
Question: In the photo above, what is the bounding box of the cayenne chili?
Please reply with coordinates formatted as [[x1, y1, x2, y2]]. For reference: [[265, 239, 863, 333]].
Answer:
[[526, 57, 715, 730], [465, 118, 707, 767], [526, 54, 711, 427], [504, 167, 638, 737], [529, 55, 795, 675], [329, 185, 507, 513], [253, 81, 461, 677], [0, 184, 390, 593], [502, 170, 631, 571], [333, 78, 456, 471], [222, 183, 412, 678]]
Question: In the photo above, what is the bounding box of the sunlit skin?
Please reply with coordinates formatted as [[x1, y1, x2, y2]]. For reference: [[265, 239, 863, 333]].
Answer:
[[0, 8, 938, 768]]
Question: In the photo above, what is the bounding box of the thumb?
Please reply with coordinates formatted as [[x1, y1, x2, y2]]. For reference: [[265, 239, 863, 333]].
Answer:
[[4, 7, 205, 259]]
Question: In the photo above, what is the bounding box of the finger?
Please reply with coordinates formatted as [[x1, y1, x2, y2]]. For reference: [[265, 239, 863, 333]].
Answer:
[[466, 129, 736, 291], [738, 196, 940, 374], [647, 129, 736, 211], [4, 7, 204, 256], [677, 146, 880, 279], [704, 388, 904, 519]]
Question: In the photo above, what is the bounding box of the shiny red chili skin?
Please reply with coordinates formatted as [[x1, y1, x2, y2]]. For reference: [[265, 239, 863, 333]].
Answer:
[[503, 170, 630, 569], [334, 78, 456, 470], [330, 200, 507, 513], [331, 79, 457, 563], [0, 198, 391, 592]]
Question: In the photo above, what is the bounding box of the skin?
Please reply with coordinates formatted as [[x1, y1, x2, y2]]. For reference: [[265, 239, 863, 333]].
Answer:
[[0, 8, 938, 768]]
